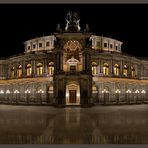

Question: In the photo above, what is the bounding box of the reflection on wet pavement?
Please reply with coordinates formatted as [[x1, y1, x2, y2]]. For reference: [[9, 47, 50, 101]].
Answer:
[[0, 104, 148, 144]]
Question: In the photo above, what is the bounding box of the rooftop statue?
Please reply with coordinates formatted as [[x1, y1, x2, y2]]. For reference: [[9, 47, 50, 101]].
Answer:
[[65, 11, 81, 31]]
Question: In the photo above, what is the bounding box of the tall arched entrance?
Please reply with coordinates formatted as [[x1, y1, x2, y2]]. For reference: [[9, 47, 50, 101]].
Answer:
[[66, 81, 80, 105]]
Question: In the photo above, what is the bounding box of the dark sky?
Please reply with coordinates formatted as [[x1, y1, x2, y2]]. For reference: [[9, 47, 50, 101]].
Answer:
[[0, 4, 148, 58]]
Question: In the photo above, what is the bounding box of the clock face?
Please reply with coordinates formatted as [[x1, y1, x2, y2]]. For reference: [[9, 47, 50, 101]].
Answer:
[[64, 40, 82, 52]]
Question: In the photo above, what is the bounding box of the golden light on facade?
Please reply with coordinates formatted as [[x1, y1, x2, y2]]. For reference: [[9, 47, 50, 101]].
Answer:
[[0, 90, 4, 94], [25, 89, 31, 94], [141, 90, 146, 94], [37, 89, 44, 93], [77, 94, 80, 97], [102, 89, 109, 93], [6, 90, 10, 94], [126, 89, 131, 93], [14, 90, 20, 94], [115, 89, 121, 93], [66, 93, 69, 97], [135, 90, 139, 93]]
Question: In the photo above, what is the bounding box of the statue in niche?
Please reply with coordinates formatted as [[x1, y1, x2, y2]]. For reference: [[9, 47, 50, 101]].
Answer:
[[65, 11, 81, 31]]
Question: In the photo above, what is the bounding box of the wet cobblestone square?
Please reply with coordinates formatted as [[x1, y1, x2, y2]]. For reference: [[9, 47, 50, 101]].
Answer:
[[0, 104, 148, 144]]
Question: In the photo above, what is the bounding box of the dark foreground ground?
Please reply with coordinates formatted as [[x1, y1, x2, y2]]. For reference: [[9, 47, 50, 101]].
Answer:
[[0, 104, 148, 144]]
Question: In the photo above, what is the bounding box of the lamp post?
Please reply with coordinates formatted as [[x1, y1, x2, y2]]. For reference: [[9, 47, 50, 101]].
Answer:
[[0, 90, 4, 103], [6, 90, 10, 103], [37, 89, 44, 104], [14, 90, 20, 104], [135, 90, 139, 104], [126, 89, 131, 104], [115, 89, 121, 104], [141, 90, 146, 103], [25, 89, 31, 104], [102, 89, 109, 105]]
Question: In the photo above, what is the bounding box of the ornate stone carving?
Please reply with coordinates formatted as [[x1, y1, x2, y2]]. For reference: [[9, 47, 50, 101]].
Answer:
[[65, 11, 81, 31]]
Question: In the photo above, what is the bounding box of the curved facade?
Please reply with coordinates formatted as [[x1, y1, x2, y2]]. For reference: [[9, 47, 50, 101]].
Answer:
[[0, 12, 148, 106]]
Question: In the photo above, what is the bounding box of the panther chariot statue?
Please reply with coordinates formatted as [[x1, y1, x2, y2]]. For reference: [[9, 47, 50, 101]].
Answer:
[[65, 11, 81, 32]]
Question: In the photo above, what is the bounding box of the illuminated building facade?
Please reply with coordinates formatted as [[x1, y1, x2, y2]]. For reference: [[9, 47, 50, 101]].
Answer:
[[0, 12, 148, 107]]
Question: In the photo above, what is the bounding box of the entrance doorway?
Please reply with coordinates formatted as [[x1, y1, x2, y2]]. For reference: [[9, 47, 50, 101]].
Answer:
[[69, 90, 77, 103], [66, 81, 80, 105], [70, 65, 76, 72]]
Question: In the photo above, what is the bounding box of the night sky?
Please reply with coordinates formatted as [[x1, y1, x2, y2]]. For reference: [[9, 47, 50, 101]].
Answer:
[[0, 4, 148, 58]]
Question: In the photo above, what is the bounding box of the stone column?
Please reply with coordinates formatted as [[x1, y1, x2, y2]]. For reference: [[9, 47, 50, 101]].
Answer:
[[100, 60, 102, 73], [121, 60, 123, 77], [128, 62, 131, 78], [82, 49, 91, 73], [43, 58, 47, 76], [23, 61, 26, 77], [55, 50, 63, 73], [60, 52, 63, 71], [14, 64, 17, 78], [31, 60, 36, 77], [55, 52, 60, 72], [110, 60, 113, 76]]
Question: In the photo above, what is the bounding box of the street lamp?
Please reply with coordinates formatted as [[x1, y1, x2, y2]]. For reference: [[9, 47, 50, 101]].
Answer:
[[135, 90, 139, 103], [141, 90, 146, 103], [126, 89, 131, 104], [0, 90, 4, 103], [6, 90, 10, 103], [37, 89, 44, 104], [14, 90, 20, 104], [115, 89, 121, 104], [25, 89, 31, 104], [102, 89, 109, 105]]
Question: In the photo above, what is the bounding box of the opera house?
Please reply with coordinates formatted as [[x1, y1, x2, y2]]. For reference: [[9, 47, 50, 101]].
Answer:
[[0, 12, 148, 107]]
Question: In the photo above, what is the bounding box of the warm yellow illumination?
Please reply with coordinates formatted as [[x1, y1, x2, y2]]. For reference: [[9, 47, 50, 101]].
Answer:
[[102, 89, 109, 93], [17, 65, 22, 77], [135, 90, 139, 93], [48, 62, 54, 75], [92, 62, 97, 75], [6, 90, 10, 94], [131, 66, 135, 78], [77, 94, 80, 97], [37, 89, 44, 93], [92, 85, 98, 93], [37, 63, 43, 76], [25, 89, 31, 94], [115, 89, 121, 93], [123, 65, 128, 76], [0, 90, 4, 94], [114, 64, 120, 76], [103, 63, 109, 75], [26, 64, 32, 76], [126, 89, 131, 93], [141, 90, 146, 94], [14, 90, 20, 94]]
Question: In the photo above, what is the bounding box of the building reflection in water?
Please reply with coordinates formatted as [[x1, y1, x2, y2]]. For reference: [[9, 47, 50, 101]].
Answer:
[[0, 105, 148, 144]]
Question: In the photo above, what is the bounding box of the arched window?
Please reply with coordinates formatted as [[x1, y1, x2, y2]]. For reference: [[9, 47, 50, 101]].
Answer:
[[48, 62, 54, 75], [92, 62, 97, 75], [37, 63, 43, 76], [114, 64, 120, 76], [26, 64, 32, 76], [103, 63, 109, 75], [123, 65, 128, 77], [48, 85, 54, 93], [92, 85, 98, 93], [131, 66, 135, 78], [17, 65, 22, 77], [10, 65, 15, 78]]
